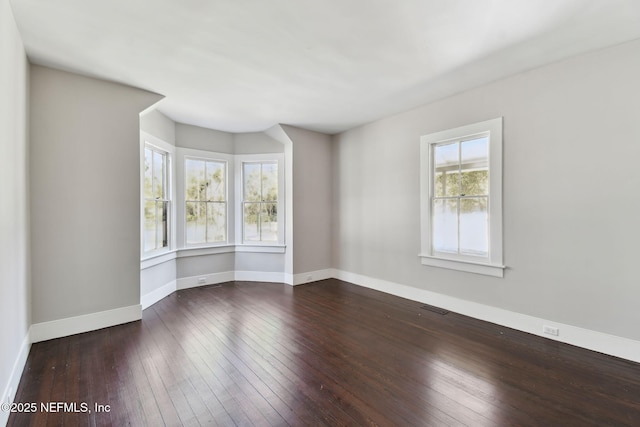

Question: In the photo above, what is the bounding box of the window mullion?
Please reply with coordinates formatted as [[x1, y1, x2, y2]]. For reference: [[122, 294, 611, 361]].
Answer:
[[457, 141, 461, 255], [204, 161, 209, 243], [259, 163, 263, 240], [204, 201, 209, 243], [258, 202, 262, 241], [151, 152, 156, 250]]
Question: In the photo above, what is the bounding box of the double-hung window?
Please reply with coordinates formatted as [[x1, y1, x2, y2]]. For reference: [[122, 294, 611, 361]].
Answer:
[[143, 145, 170, 254], [420, 117, 504, 277], [184, 157, 227, 245], [236, 154, 284, 246], [242, 161, 278, 242]]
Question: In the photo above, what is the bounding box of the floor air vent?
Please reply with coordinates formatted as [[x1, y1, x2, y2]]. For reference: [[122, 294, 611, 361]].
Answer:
[[420, 304, 449, 315]]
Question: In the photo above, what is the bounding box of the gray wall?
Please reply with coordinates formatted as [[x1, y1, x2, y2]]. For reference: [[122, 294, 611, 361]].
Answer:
[[30, 66, 161, 323], [234, 132, 284, 154], [332, 39, 640, 341], [235, 252, 285, 273], [0, 0, 30, 412], [282, 125, 333, 274], [140, 259, 176, 296], [177, 253, 235, 278], [140, 108, 175, 144], [176, 123, 284, 154], [176, 122, 234, 153]]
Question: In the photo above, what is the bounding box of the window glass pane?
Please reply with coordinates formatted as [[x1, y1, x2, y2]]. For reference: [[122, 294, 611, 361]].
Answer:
[[243, 163, 262, 202], [461, 136, 488, 164], [460, 198, 488, 256], [445, 171, 460, 197], [186, 201, 206, 244], [260, 203, 278, 242], [144, 146, 170, 253], [435, 142, 458, 168], [461, 169, 488, 196], [206, 161, 225, 202], [433, 199, 458, 253], [434, 143, 459, 197], [434, 172, 444, 197], [143, 200, 157, 252], [144, 148, 153, 199], [185, 158, 204, 202], [461, 137, 488, 196], [157, 201, 168, 248], [434, 171, 460, 198], [262, 162, 278, 202], [153, 150, 165, 199], [206, 202, 226, 242], [243, 202, 260, 241]]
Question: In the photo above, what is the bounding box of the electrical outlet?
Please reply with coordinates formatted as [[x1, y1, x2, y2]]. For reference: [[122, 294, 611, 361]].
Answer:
[[198, 277, 206, 284], [543, 325, 559, 336]]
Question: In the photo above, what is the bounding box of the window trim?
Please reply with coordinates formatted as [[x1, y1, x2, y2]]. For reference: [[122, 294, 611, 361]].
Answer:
[[419, 117, 505, 277], [183, 155, 229, 247], [176, 147, 234, 249], [140, 132, 175, 260], [235, 153, 285, 246]]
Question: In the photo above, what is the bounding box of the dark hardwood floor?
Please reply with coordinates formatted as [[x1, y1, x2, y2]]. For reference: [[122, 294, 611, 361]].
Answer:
[[8, 279, 640, 426]]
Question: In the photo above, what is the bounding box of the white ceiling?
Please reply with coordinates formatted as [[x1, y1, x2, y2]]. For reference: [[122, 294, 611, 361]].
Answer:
[[10, 0, 640, 134]]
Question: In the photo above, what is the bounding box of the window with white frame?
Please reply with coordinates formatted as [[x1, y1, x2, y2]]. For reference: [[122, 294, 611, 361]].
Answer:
[[237, 154, 284, 245], [242, 161, 278, 242], [143, 144, 170, 254], [184, 157, 227, 245], [420, 117, 504, 277]]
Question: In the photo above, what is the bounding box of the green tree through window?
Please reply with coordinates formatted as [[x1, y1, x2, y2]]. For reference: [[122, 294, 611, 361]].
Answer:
[[143, 146, 169, 252], [243, 161, 278, 242], [185, 158, 226, 244], [432, 136, 489, 256]]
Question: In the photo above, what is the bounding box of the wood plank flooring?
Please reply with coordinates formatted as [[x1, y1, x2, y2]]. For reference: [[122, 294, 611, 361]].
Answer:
[[8, 279, 640, 426]]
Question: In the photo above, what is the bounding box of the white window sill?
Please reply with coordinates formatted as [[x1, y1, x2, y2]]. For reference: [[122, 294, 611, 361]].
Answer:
[[418, 254, 505, 278], [142, 245, 286, 269], [177, 245, 236, 257], [178, 245, 285, 255], [235, 244, 286, 254]]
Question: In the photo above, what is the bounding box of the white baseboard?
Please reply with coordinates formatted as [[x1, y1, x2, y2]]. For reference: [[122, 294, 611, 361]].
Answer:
[[284, 272, 294, 286], [141, 280, 177, 310], [30, 304, 142, 343], [176, 271, 290, 290], [163, 269, 333, 295], [0, 333, 30, 426], [292, 268, 335, 286], [177, 271, 235, 290], [334, 269, 640, 363]]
